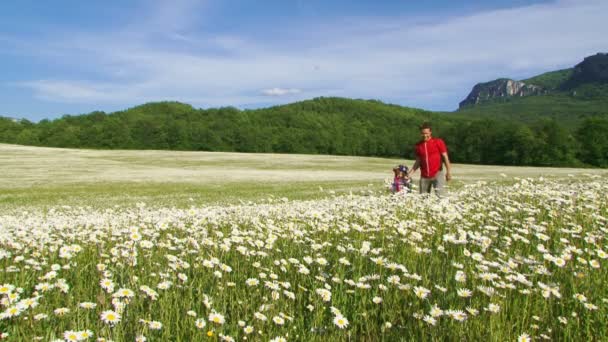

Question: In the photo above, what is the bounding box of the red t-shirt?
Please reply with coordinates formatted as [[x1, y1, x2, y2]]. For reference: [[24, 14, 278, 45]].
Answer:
[[415, 138, 447, 178]]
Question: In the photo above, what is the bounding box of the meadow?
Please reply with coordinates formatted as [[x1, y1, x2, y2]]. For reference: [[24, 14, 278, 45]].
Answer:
[[0, 143, 607, 341]]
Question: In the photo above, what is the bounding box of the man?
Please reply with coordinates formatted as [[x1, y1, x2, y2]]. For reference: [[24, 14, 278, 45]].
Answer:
[[407, 122, 452, 197]]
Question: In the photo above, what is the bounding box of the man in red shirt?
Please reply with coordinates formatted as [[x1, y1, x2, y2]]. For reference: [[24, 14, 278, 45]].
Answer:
[[407, 122, 452, 197]]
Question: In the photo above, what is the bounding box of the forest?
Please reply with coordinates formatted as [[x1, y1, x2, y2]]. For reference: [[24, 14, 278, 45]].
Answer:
[[1, 97, 607, 167]]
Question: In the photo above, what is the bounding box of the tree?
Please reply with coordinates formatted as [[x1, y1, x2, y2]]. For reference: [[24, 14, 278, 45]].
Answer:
[[576, 116, 608, 166], [15, 129, 40, 145]]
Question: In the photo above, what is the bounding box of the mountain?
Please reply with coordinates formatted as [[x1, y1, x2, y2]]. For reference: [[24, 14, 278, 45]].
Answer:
[[458, 78, 546, 108], [456, 53, 608, 125]]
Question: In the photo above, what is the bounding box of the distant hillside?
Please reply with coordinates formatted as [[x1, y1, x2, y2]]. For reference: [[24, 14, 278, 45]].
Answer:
[[457, 53, 608, 126], [1, 54, 608, 168], [522, 68, 573, 90], [0, 98, 442, 158], [2, 96, 608, 167]]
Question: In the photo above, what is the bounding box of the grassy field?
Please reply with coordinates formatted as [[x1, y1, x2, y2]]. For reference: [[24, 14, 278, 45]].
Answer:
[[1, 144, 607, 341], [1, 143, 605, 210]]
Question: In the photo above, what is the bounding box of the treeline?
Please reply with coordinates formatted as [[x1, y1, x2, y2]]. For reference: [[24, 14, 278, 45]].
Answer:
[[0, 97, 607, 167]]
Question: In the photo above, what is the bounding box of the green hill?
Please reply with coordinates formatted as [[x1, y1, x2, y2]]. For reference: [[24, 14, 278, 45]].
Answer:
[[1, 55, 608, 168], [456, 53, 608, 127], [522, 68, 573, 90], [452, 92, 608, 127]]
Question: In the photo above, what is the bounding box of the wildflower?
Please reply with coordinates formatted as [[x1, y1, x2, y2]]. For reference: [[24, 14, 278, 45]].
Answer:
[[339, 257, 351, 266], [553, 257, 566, 267], [574, 293, 587, 302], [148, 321, 162, 330], [486, 303, 500, 313], [450, 310, 467, 322], [63, 330, 79, 341], [423, 315, 436, 326], [246, 278, 259, 286], [79, 302, 97, 309], [112, 288, 135, 298], [99, 279, 114, 293], [157, 281, 172, 290], [243, 326, 254, 334], [457, 288, 472, 298], [100, 310, 121, 325], [315, 289, 332, 302], [333, 315, 349, 329], [387, 275, 400, 285], [272, 316, 285, 325], [518, 333, 531, 342], [372, 296, 383, 304], [78, 330, 93, 340], [54, 307, 70, 316], [219, 334, 235, 342], [429, 304, 443, 317], [195, 318, 206, 329], [0, 284, 14, 295], [2, 306, 22, 318], [254, 312, 267, 321], [209, 312, 225, 325], [465, 307, 479, 316], [583, 303, 598, 310], [33, 313, 48, 321], [414, 286, 430, 299]]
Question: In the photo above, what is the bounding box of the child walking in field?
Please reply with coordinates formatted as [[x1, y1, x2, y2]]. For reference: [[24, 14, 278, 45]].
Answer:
[[391, 165, 412, 193], [398, 165, 412, 193], [392, 167, 402, 193]]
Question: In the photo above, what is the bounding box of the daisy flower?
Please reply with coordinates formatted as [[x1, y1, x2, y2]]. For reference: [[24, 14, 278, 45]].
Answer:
[[195, 318, 206, 329], [100, 310, 121, 325], [209, 312, 225, 325], [518, 333, 532, 342], [333, 315, 349, 329]]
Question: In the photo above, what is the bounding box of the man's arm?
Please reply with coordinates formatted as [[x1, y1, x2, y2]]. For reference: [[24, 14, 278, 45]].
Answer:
[[441, 152, 451, 181], [408, 156, 421, 178]]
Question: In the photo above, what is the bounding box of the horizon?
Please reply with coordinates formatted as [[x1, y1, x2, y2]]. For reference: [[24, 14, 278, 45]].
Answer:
[[1, 0, 607, 121]]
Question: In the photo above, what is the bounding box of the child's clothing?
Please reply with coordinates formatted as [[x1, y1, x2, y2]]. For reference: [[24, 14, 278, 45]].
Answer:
[[392, 176, 402, 193]]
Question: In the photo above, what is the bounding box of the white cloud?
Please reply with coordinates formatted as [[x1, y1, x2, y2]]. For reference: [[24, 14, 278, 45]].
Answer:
[[12, 0, 608, 112], [261, 88, 302, 96]]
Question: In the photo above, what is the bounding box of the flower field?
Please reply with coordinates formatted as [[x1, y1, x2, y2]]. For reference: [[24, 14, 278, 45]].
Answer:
[[1, 175, 607, 341]]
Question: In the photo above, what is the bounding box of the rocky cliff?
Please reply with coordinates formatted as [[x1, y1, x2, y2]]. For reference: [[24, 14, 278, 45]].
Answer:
[[459, 78, 546, 108], [459, 53, 608, 110]]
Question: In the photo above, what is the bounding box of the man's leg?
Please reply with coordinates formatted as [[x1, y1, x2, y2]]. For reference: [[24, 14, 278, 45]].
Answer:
[[432, 171, 445, 198], [419, 177, 433, 194]]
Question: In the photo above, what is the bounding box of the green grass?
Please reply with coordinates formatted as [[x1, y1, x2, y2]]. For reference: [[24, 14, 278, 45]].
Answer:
[[1, 176, 607, 341], [1, 144, 608, 340], [0, 180, 381, 210], [2, 143, 605, 211]]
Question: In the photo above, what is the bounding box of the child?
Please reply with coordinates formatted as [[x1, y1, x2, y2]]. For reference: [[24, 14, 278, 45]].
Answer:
[[398, 165, 412, 193], [391, 167, 402, 193]]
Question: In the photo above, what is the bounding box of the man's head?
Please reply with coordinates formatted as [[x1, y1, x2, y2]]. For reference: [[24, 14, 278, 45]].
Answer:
[[419, 122, 432, 142]]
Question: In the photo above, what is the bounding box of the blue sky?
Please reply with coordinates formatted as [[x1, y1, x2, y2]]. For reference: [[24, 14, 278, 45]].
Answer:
[[1, 0, 606, 121]]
